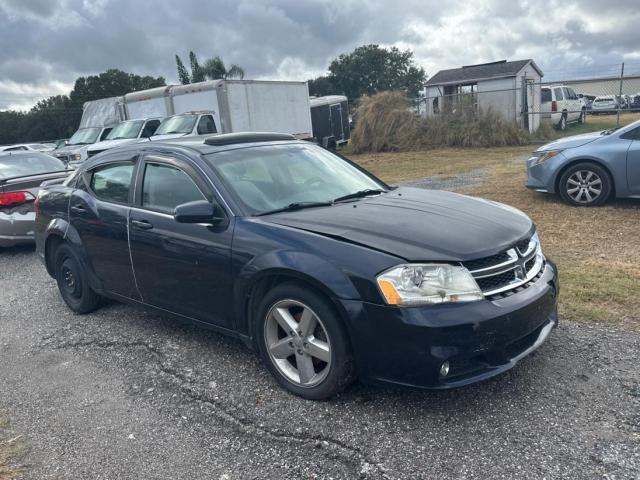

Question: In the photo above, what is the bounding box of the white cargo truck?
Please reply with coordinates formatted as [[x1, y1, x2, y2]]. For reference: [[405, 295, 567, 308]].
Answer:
[[167, 80, 312, 139]]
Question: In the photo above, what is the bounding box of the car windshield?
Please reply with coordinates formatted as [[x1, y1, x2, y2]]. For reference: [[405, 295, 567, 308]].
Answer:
[[595, 97, 613, 103], [106, 120, 144, 140], [68, 127, 101, 145], [207, 143, 386, 215], [154, 115, 197, 135], [0, 153, 65, 179]]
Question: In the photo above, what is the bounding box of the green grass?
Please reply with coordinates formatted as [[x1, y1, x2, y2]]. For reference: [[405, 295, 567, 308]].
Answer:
[[0, 416, 29, 480], [540, 111, 640, 141]]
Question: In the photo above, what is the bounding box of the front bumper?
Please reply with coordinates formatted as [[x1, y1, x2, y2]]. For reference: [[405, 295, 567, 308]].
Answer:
[[342, 260, 559, 389], [525, 153, 568, 193]]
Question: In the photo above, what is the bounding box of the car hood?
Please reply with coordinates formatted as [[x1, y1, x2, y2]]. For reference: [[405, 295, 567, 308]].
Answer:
[[261, 187, 534, 262], [150, 133, 189, 141], [536, 132, 602, 152], [53, 144, 88, 155], [87, 138, 137, 151]]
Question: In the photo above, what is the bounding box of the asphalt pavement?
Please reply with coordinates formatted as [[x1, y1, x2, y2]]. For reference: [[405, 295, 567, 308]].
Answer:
[[0, 245, 639, 479]]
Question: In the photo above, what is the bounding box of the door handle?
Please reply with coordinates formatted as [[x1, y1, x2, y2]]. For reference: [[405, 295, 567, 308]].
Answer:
[[131, 219, 153, 230], [70, 205, 86, 213]]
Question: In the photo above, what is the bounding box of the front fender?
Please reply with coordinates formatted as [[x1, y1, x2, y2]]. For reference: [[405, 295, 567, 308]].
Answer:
[[233, 249, 364, 339]]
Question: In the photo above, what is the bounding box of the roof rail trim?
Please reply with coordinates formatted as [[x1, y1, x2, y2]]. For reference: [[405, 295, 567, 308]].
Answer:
[[204, 132, 296, 146]]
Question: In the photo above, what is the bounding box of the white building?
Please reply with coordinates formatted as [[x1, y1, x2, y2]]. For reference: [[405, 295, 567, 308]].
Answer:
[[423, 59, 544, 132]]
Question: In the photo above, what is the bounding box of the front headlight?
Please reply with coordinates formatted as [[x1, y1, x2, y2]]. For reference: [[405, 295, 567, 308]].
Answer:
[[377, 264, 483, 306], [73, 153, 82, 161], [530, 149, 563, 166]]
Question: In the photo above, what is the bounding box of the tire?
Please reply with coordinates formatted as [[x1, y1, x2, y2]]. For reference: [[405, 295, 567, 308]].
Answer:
[[556, 114, 567, 131], [255, 282, 356, 400], [558, 162, 611, 207], [578, 109, 586, 124], [54, 244, 101, 313]]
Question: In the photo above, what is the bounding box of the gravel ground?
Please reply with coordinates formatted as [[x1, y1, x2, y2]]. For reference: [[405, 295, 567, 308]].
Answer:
[[401, 168, 488, 190], [1, 246, 639, 479]]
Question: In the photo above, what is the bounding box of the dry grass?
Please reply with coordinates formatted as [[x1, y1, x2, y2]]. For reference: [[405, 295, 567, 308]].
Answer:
[[0, 416, 29, 480], [349, 146, 640, 331], [350, 91, 529, 153]]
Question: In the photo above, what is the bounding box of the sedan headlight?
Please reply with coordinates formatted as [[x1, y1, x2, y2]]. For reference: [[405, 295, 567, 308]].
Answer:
[[530, 149, 563, 166], [377, 264, 483, 306], [72, 153, 82, 161]]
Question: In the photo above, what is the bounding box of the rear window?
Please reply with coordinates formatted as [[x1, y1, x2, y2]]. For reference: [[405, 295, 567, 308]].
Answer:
[[595, 97, 613, 103], [0, 153, 65, 179], [541, 89, 552, 103]]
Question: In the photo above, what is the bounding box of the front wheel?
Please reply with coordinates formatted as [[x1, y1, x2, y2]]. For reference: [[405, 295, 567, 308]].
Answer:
[[256, 283, 355, 399], [55, 244, 101, 313], [558, 162, 611, 207], [556, 114, 567, 131]]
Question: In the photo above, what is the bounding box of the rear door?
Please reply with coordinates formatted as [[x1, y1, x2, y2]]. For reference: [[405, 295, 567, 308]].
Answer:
[[128, 153, 234, 328], [329, 104, 344, 142], [69, 154, 140, 299]]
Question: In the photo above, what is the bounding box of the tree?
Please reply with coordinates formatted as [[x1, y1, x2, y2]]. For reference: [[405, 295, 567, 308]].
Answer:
[[0, 69, 166, 143], [307, 76, 334, 97], [175, 52, 245, 84], [314, 44, 426, 100], [176, 55, 191, 85], [189, 51, 205, 83]]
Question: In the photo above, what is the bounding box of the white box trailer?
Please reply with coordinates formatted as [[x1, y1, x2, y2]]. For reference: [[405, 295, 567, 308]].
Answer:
[[170, 80, 313, 139], [79, 96, 126, 128], [124, 85, 174, 120]]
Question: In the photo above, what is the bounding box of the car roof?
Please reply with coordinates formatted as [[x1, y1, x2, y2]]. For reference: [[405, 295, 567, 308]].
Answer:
[[0, 150, 60, 158], [81, 133, 310, 167]]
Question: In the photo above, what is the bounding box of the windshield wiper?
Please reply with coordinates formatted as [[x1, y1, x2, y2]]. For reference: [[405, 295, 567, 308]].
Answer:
[[601, 127, 620, 135], [159, 131, 186, 135], [333, 188, 386, 203], [255, 201, 333, 217]]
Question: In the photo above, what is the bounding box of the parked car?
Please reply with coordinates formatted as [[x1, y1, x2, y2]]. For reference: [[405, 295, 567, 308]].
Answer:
[[527, 119, 640, 206], [0, 152, 70, 247], [36, 132, 558, 399], [540, 85, 586, 130], [591, 95, 620, 114], [52, 126, 114, 164], [621, 95, 631, 109], [576, 93, 595, 111], [0, 143, 54, 152], [85, 118, 162, 161], [150, 111, 217, 141], [630, 94, 640, 111]]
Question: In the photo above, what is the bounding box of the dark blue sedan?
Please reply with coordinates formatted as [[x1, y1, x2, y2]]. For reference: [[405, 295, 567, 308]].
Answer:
[[35, 133, 558, 399]]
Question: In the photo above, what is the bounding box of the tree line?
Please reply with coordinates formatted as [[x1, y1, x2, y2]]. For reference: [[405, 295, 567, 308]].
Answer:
[[0, 45, 425, 145]]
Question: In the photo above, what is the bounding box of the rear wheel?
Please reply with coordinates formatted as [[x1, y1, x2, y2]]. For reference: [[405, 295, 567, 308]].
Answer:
[[55, 244, 101, 313], [558, 162, 611, 207], [256, 283, 355, 399], [556, 114, 567, 131]]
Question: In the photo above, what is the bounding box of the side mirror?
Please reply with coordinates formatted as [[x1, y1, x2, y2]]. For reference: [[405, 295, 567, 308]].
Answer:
[[174, 200, 224, 224]]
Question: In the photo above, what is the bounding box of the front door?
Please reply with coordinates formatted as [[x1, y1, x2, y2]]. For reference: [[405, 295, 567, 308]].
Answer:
[[626, 129, 640, 195], [128, 154, 235, 328], [69, 156, 140, 299]]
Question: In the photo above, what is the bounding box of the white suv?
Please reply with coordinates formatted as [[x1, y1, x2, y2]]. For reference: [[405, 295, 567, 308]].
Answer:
[[541, 85, 586, 130]]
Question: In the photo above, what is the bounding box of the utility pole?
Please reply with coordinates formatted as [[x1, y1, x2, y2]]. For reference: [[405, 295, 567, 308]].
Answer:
[[617, 62, 625, 127]]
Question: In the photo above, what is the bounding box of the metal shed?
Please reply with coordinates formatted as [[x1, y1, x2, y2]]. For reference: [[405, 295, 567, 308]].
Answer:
[[423, 59, 544, 132]]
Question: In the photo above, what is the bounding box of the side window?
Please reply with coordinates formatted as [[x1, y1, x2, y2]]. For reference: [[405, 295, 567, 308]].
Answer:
[[141, 163, 206, 214], [196, 115, 217, 135], [90, 162, 134, 204], [563, 87, 573, 100], [554, 88, 564, 101], [100, 128, 112, 141], [141, 120, 160, 138]]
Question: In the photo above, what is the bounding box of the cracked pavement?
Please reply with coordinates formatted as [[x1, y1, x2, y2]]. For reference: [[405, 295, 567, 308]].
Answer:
[[1, 245, 639, 479]]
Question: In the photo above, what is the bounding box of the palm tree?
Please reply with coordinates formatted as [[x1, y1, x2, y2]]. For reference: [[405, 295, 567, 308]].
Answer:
[[201, 56, 245, 80], [175, 53, 245, 85]]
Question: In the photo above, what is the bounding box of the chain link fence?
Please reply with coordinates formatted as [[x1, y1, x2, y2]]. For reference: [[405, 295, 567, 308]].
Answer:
[[413, 62, 640, 132]]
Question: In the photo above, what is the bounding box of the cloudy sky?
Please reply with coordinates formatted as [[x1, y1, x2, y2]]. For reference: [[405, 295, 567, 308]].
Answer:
[[1, 0, 639, 110]]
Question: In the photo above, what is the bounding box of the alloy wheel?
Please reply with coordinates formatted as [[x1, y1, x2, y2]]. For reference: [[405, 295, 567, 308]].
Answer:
[[264, 299, 331, 387], [566, 170, 602, 204]]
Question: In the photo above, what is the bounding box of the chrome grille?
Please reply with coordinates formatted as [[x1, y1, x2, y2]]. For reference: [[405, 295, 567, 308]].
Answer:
[[463, 235, 544, 297]]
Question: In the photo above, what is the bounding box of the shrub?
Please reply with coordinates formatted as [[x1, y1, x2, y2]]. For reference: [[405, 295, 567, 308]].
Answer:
[[350, 91, 531, 153]]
